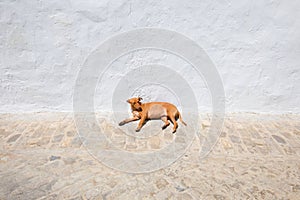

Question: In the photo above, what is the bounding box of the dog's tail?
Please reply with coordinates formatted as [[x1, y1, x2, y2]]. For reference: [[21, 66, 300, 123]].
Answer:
[[178, 111, 187, 126]]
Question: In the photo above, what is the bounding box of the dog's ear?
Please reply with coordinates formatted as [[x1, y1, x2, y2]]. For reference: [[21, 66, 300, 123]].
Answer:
[[138, 97, 143, 101], [126, 99, 130, 103]]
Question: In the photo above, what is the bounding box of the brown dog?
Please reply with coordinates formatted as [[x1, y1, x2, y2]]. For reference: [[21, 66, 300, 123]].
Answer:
[[119, 97, 187, 133]]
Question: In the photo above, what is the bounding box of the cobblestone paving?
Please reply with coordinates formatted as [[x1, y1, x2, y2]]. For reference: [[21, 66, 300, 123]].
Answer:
[[0, 113, 300, 199]]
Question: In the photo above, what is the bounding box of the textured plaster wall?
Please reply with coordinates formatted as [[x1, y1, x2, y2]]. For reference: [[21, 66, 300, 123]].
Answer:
[[0, 0, 299, 113]]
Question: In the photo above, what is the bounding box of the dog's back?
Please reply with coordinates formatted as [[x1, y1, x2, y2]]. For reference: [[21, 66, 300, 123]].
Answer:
[[143, 102, 179, 119]]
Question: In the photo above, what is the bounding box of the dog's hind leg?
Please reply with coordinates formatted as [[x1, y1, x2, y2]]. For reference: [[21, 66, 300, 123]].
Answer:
[[161, 116, 170, 130], [169, 115, 178, 133]]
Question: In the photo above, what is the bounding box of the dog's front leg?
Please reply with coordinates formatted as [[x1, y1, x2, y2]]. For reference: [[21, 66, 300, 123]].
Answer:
[[119, 116, 139, 126], [136, 115, 147, 132]]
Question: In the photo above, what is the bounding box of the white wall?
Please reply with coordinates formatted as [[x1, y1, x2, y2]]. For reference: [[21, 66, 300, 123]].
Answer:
[[0, 0, 299, 113]]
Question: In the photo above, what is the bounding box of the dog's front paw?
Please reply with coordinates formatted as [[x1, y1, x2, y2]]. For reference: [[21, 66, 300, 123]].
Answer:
[[119, 121, 125, 126], [135, 128, 140, 132]]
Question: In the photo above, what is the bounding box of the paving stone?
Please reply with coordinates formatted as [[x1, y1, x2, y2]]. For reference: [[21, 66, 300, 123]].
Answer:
[[272, 135, 286, 144], [66, 131, 75, 137], [71, 137, 83, 147], [220, 131, 227, 137], [213, 194, 226, 200], [155, 178, 169, 189], [63, 157, 76, 165], [229, 135, 241, 143], [175, 185, 186, 192], [52, 134, 64, 143], [37, 136, 51, 146], [7, 134, 21, 143], [49, 155, 61, 161]]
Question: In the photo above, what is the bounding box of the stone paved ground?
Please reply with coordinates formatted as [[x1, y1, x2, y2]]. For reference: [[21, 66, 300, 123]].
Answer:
[[0, 113, 300, 199]]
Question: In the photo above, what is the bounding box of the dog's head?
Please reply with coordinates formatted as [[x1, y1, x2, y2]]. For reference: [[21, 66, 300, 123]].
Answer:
[[127, 97, 143, 111]]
